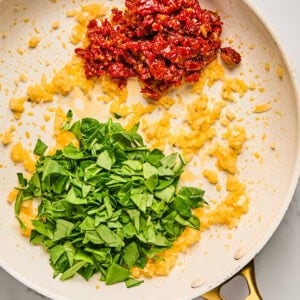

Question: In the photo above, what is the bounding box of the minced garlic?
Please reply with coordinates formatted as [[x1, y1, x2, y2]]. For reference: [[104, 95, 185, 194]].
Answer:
[[9, 97, 26, 119], [53, 106, 67, 135], [193, 59, 225, 93], [19, 74, 27, 82], [202, 169, 218, 184], [27, 56, 94, 103], [210, 145, 238, 175], [1, 126, 15, 145], [69, 4, 107, 45], [225, 109, 236, 121], [222, 78, 248, 101], [51, 21, 60, 30], [264, 63, 271, 71], [7, 188, 18, 204], [16, 47, 25, 55], [43, 114, 51, 122], [253, 103, 272, 113], [28, 36, 41, 48], [142, 111, 172, 151], [276, 66, 284, 79], [19, 201, 36, 237], [124, 102, 156, 130], [225, 125, 246, 153], [270, 142, 276, 150], [10, 142, 36, 173]]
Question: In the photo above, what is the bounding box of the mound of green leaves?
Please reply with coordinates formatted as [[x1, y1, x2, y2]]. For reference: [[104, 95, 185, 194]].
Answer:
[[15, 117, 205, 287]]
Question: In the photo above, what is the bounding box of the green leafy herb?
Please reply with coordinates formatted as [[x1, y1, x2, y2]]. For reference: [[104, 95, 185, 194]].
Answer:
[[33, 139, 48, 156], [106, 263, 131, 285], [15, 117, 206, 287], [125, 277, 144, 288]]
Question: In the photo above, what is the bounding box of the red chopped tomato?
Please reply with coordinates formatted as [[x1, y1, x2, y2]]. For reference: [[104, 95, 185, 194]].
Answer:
[[75, 0, 239, 100], [220, 47, 242, 66]]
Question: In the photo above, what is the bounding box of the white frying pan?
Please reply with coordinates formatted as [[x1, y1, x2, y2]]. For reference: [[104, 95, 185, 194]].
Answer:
[[0, 0, 299, 299]]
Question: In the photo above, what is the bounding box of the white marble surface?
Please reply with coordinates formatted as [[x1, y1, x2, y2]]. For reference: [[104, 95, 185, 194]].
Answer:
[[0, 0, 299, 299]]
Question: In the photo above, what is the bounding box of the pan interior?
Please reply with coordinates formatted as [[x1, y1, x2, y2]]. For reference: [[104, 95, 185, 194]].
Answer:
[[0, 0, 299, 299]]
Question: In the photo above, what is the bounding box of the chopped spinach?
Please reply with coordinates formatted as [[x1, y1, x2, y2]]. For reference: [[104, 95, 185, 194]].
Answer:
[[15, 117, 206, 287]]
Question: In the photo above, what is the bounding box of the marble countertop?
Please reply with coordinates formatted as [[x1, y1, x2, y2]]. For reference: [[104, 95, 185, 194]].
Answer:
[[1, 0, 299, 299]]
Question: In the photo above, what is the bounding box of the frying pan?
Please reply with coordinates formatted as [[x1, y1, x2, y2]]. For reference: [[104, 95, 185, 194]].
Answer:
[[0, 0, 299, 299]]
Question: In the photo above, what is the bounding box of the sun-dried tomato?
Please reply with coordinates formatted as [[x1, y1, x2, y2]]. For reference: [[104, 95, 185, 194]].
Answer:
[[75, 0, 227, 100], [220, 47, 242, 66]]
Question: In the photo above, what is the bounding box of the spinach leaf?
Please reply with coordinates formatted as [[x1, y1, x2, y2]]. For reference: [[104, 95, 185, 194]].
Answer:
[[123, 242, 139, 268], [15, 117, 206, 288], [53, 219, 74, 241], [105, 263, 130, 285], [125, 278, 144, 288], [33, 139, 48, 156], [60, 261, 87, 281]]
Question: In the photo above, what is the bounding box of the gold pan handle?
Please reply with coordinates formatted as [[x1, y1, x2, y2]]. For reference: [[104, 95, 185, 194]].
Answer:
[[201, 260, 262, 300]]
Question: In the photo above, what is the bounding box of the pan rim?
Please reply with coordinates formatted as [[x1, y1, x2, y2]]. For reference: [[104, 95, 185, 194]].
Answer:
[[0, 0, 299, 299]]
